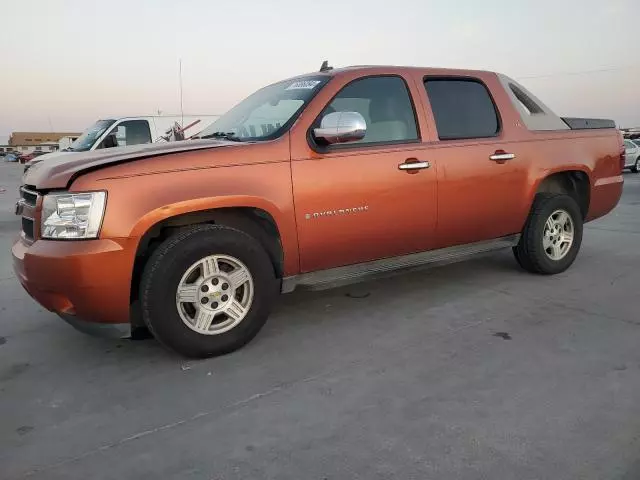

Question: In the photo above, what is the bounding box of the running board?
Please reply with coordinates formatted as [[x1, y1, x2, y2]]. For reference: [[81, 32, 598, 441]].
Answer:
[[281, 234, 520, 293]]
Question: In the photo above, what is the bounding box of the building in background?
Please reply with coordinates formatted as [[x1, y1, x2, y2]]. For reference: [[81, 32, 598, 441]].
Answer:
[[8, 131, 80, 146], [2, 131, 81, 157]]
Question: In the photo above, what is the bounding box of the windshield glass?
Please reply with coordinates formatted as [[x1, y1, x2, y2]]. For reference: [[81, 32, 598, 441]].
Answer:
[[69, 119, 116, 151], [196, 75, 330, 141]]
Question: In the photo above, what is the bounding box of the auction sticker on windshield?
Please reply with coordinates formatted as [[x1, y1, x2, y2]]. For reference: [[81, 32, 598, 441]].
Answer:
[[285, 80, 322, 90]]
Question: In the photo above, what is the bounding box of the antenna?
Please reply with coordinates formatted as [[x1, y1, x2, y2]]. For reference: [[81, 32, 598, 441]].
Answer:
[[179, 58, 184, 127], [319, 60, 333, 72]]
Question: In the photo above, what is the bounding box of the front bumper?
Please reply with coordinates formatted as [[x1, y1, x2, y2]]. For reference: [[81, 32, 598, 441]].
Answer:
[[12, 236, 137, 338], [58, 313, 131, 339]]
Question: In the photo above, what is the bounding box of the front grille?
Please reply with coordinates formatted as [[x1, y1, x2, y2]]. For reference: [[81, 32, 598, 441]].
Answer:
[[20, 187, 38, 207], [18, 186, 39, 241], [22, 217, 34, 241]]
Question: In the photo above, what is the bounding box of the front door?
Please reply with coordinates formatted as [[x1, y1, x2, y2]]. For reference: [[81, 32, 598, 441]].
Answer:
[[290, 75, 438, 273]]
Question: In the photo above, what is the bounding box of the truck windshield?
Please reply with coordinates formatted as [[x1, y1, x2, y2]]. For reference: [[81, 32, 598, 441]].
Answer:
[[196, 75, 330, 141], [68, 119, 116, 152]]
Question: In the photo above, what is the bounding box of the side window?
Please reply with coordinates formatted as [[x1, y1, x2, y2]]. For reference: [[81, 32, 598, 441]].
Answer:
[[319, 76, 419, 145], [424, 78, 499, 140], [112, 120, 152, 147]]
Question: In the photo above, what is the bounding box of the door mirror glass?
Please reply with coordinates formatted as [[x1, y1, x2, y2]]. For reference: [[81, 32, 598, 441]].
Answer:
[[313, 111, 367, 145]]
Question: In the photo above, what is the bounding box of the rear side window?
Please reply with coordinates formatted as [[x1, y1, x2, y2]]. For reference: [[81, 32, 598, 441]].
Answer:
[[424, 78, 499, 140]]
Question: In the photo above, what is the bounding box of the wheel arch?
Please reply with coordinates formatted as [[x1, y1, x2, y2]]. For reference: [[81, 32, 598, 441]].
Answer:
[[532, 169, 591, 219], [129, 197, 293, 313]]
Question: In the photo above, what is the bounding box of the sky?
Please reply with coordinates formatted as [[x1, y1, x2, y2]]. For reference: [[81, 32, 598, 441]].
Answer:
[[0, 0, 638, 142]]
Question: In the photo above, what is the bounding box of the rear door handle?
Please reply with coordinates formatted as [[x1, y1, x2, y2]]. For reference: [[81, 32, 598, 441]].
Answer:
[[399, 159, 430, 171], [489, 151, 516, 162]]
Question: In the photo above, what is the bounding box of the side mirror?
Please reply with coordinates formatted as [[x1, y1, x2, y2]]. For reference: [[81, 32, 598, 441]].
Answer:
[[313, 111, 366, 145]]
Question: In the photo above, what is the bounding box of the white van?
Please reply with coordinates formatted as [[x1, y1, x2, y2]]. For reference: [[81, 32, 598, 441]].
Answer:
[[24, 114, 219, 172]]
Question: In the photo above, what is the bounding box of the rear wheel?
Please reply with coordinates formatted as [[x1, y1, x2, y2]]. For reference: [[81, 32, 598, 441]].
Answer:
[[513, 193, 583, 275], [631, 158, 640, 173], [140, 224, 278, 358]]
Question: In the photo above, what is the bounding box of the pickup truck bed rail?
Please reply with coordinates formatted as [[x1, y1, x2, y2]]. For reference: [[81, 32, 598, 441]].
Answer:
[[562, 117, 617, 130]]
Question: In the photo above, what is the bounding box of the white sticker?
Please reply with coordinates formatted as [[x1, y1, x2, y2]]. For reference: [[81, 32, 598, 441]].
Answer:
[[285, 80, 322, 90]]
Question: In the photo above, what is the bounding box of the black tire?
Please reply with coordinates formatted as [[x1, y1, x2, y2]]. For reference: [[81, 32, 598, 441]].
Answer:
[[140, 224, 278, 358], [631, 158, 640, 173], [513, 193, 583, 275]]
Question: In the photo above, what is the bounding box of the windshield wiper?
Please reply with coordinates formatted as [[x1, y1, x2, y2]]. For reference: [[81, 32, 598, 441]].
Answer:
[[196, 131, 242, 142]]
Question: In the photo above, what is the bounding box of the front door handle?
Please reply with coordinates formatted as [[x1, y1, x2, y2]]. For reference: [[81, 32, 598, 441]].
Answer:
[[399, 159, 430, 172], [489, 150, 516, 163]]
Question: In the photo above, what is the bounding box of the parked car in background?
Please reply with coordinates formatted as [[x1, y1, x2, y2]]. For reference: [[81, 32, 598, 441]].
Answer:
[[624, 139, 640, 173], [23, 114, 219, 173], [18, 151, 47, 164], [3, 152, 19, 162], [13, 64, 624, 358]]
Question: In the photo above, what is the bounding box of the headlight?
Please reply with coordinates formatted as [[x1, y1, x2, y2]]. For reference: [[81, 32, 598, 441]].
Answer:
[[41, 191, 107, 239]]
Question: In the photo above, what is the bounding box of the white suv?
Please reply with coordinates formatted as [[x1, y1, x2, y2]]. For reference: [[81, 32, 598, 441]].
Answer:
[[624, 139, 640, 173]]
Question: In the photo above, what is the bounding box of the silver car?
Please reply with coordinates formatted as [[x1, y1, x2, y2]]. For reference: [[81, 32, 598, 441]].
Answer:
[[624, 139, 640, 173]]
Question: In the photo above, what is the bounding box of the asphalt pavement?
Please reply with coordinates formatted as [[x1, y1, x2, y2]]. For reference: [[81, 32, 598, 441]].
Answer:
[[1, 162, 639, 480]]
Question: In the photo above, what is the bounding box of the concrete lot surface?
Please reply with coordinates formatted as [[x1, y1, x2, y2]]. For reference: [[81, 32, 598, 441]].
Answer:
[[0, 162, 639, 479]]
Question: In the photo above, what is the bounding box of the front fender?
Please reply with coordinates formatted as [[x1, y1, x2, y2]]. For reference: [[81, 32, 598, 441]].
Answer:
[[129, 195, 300, 276]]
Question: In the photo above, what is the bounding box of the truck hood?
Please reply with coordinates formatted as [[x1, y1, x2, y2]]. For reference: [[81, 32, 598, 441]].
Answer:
[[23, 139, 236, 190]]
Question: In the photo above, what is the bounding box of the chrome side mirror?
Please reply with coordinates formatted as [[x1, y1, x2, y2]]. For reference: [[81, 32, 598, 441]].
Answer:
[[313, 111, 366, 145]]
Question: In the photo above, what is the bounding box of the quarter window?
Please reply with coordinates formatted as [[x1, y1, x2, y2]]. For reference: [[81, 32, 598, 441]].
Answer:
[[424, 78, 499, 140], [318, 76, 419, 145]]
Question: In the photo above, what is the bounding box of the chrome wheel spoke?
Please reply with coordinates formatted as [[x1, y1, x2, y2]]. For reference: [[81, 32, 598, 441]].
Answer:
[[543, 235, 552, 249], [200, 256, 219, 277], [562, 230, 574, 245], [194, 309, 215, 331], [176, 285, 198, 303], [228, 267, 250, 289], [223, 300, 248, 321], [556, 211, 568, 226], [551, 244, 563, 259], [545, 218, 555, 232]]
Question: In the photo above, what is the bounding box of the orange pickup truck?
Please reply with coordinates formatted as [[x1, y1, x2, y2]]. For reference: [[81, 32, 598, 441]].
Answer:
[[13, 64, 625, 358]]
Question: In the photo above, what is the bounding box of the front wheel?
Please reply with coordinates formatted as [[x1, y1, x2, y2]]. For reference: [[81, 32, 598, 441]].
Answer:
[[140, 224, 278, 358], [631, 158, 640, 173], [513, 193, 583, 275]]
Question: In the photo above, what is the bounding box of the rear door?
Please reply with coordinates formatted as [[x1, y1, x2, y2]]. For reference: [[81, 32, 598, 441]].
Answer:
[[290, 75, 438, 272], [418, 75, 531, 247]]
